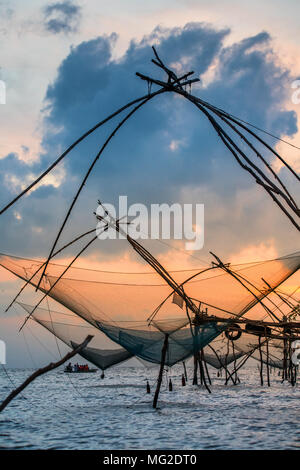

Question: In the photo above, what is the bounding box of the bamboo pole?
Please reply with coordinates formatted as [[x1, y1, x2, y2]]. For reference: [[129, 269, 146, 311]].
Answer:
[[192, 353, 198, 385], [0, 88, 168, 216], [36, 89, 167, 291], [225, 349, 255, 385], [137, 50, 299, 230], [153, 334, 169, 409], [182, 361, 188, 381], [266, 339, 270, 387], [231, 340, 239, 385], [5, 227, 96, 313], [224, 338, 230, 385], [201, 349, 212, 386], [207, 344, 235, 385], [258, 336, 264, 386], [198, 352, 211, 393]]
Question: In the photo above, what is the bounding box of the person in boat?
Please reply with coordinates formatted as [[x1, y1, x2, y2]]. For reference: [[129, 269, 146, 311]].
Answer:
[[65, 362, 72, 372]]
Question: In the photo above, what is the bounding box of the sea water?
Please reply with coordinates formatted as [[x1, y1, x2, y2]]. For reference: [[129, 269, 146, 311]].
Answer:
[[0, 365, 299, 450]]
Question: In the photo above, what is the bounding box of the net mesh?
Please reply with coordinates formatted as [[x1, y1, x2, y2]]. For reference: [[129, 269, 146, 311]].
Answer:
[[18, 303, 133, 370], [1, 251, 299, 367]]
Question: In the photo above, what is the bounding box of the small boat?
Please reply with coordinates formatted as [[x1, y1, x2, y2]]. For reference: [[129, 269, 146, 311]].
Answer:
[[64, 368, 98, 373]]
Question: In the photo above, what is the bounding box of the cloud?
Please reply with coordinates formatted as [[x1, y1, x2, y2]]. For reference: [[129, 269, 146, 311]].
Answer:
[[43, 0, 81, 34], [0, 22, 298, 261], [0, 0, 13, 20], [0, 0, 14, 35]]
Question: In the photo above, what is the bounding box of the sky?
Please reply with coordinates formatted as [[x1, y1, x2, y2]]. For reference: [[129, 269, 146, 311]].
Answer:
[[0, 0, 299, 367]]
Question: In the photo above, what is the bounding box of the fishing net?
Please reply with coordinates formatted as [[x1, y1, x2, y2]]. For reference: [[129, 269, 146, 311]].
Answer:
[[1, 251, 299, 366], [204, 329, 291, 371], [18, 303, 133, 371], [203, 336, 245, 370], [248, 340, 286, 370], [181, 252, 300, 320], [95, 320, 223, 366]]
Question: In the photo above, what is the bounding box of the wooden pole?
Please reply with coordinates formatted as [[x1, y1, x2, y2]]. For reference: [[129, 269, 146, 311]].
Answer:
[[225, 350, 255, 385], [208, 344, 235, 385], [198, 352, 203, 385], [0, 335, 93, 413], [182, 361, 188, 381], [224, 338, 230, 385], [198, 353, 211, 394], [201, 349, 212, 386], [153, 334, 169, 409], [258, 336, 264, 386], [231, 340, 238, 385], [266, 339, 270, 387], [192, 353, 198, 385], [282, 335, 288, 382]]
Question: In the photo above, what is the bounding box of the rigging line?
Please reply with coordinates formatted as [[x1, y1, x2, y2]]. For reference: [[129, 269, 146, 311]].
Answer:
[[130, 234, 210, 267], [146, 63, 299, 183], [210, 252, 286, 322], [234, 265, 300, 321], [101, 208, 198, 315], [22, 328, 38, 369], [182, 93, 300, 229], [147, 266, 219, 324], [138, 58, 299, 178], [4, 256, 286, 289], [207, 106, 298, 208], [11, 305, 40, 368], [28, 318, 92, 328], [14, 304, 65, 365], [0, 362, 83, 415], [44, 280, 62, 358], [0, 364, 27, 401], [19, 234, 99, 331], [24, 323, 58, 360], [2, 313, 90, 412], [3, 246, 294, 272], [17, 223, 110, 331], [230, 271, 285, 321], [36, 88, 168, 292], [274, 294, 296, 310], [194, 95, 300, 180], [43, 285, 86, 400], [15, 303, 92, 403], [0, 88, 167, 216], [258, 291, 298, 324], [276, 285, 300, 304], [0, 312, 36, 403], [216, 127, 300, 230], [5, 227, 96, 313], [262, 278, 296, 311], [49, 276, 118, 327], [147, 252, 292, 325], [209, 104, 300, 151], [1, 251, 208, 276]]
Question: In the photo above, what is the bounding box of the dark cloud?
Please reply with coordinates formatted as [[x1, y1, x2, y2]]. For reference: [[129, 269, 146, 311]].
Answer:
[[0, 23, 298, 261], [43, 0, 81, 34]]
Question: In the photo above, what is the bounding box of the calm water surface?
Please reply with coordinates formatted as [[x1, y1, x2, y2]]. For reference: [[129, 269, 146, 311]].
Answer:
[[0, 366, 299, 449]]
